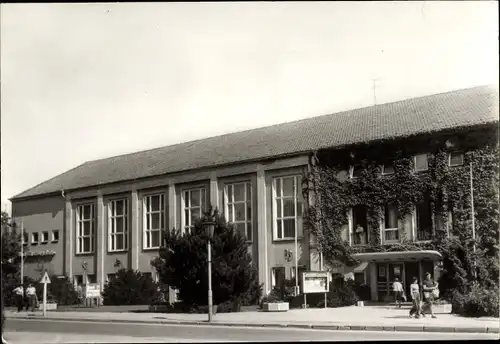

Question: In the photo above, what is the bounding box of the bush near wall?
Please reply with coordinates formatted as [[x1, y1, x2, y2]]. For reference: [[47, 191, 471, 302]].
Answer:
[[451, 282, 500, 317], [102, 269, 160, 306]]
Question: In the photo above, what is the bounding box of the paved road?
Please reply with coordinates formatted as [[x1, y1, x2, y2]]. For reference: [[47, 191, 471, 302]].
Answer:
[[4, 319, 498, 343]]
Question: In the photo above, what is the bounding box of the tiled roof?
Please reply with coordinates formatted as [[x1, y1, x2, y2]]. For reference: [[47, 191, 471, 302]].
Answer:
[[11, 85, 499, 200]]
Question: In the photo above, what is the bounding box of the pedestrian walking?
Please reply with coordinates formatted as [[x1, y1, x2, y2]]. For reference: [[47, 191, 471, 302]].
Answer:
[[13, 284, 24, 312], [408, 277, 421, 318], [25, 283, 38, 312], [392, 277, 404, 308], [421, 272, 438, 319]]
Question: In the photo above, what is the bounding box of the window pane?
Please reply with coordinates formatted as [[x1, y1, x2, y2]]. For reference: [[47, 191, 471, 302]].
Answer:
[[246, 183, 252, 201], [151, 230, 160, 248], [151, 213, 160, 229], [246, 201, 252, 220], [190, 208, 200, 226], [234, 222, 246, 236], [450, 152, 463, 166], [53, 231, 59, 241], [83, 237, 91, 252], [83, 221, 91, 235], [146, 232, 151, 248], [353, 166, 363, 178], [282, 177, 294, 197], [115, 200, 124, 215], [116, 218, 124, 233], [415, 154, 428, 171], [184, 209, 190, 226], [145, 197, 150, 212], [283, 219, 296, 238], [191, 190, 200, 207], [277, 220, 282, 239], [228, 205, 233, 222], [146, 213, 150, 230], [385, 204, 398, 229], [184, 191, 190, 207], [246, 222, 252, 240], [116, 234, 124, 250], [227, 185, 233, 203], [383, 164, 395, 174], [110, 218, 115, 234], [275, 178, 281, 196], [283, 199, 295, 217], [233, 183, 245, 202], [277, 199, 282, 218], [234, 203, 245, 221], [83, 205, 91, 219], [201, 189, 206, 209], [110, 201, 115, 216], [152, 195, 160, 211]]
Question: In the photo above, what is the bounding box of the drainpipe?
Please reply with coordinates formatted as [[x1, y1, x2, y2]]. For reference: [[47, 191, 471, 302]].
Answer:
[[469, 162, 477, 279]]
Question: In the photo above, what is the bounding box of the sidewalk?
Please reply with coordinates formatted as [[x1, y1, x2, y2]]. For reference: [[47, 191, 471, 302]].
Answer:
[[6, 306, 500, 334]]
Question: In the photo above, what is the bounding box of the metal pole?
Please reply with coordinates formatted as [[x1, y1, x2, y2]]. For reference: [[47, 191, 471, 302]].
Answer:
[[43, 281, 47, 317], [470, 162, 477, 278], [208, 239, 213, 323], [21, 219, 24, 284]]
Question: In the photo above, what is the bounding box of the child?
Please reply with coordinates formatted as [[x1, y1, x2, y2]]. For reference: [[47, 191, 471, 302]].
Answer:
[[409, 277, 421, 318]]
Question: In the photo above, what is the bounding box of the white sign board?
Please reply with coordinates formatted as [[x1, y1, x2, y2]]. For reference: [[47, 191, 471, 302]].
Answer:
[[302, 271, 330, 294], [40, 272, 51, 284], [84, 284, 101, 298]]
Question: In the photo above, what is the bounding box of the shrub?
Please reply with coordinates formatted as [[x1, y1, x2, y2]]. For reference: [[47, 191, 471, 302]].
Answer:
[[102, 269, 160, 305], [354, 283, 371, 301], [47, 275, 79, 305], [152, 208, 259, 309], [451, 282, 499, 317], [259, 287, 283, 309]]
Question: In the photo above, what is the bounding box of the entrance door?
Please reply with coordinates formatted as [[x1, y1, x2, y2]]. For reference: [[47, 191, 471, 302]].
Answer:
[[404, 262, 419, 300], [376, 263, 388, 301]]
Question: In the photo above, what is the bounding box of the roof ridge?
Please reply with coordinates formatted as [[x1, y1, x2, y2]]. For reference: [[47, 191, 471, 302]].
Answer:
[[84, 84, 496, 165]]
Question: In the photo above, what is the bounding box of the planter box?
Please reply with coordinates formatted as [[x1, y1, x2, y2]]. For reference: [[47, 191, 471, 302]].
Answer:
[[37, 303, 58, 311], [433, 303, 452, 314], [263, 302, 289, 312]]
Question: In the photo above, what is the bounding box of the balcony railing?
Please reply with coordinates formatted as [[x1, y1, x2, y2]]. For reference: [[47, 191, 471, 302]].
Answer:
[[384, 229, 399, 242], [416, 230, 433, 241], [352, 232, 368, 245]]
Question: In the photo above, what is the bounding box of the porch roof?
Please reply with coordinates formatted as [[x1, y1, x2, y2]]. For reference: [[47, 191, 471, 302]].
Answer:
[[352, 250, 442, 262]]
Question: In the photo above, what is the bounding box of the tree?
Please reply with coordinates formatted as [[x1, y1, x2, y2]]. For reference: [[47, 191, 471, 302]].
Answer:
[[1, 211, 25, 276], [102, 268, 160, 305], [152, 207, 261, 307]]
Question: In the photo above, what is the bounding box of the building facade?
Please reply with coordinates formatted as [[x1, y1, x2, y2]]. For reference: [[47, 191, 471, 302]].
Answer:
[[10, 85, 498, 301]]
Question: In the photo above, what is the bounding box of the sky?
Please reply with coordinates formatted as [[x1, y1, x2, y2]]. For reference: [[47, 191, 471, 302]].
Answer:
[[1, 1, 498, 214]]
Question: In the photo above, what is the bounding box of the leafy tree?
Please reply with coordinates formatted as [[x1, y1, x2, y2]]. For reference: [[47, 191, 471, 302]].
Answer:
[[1, 211, 25, 276], [102, 268, 160, 305], [152, 207, 261, 307]]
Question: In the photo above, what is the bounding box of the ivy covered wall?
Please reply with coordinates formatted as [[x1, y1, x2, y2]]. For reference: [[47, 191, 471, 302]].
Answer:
[[303, 124, 499, 294]]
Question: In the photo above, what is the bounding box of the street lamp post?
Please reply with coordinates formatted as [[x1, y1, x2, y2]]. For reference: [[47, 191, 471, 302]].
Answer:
[[203, 214, 216, 323]]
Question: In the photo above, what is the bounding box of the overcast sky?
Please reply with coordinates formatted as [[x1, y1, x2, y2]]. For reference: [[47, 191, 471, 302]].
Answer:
[[1, 1, 498, 213]]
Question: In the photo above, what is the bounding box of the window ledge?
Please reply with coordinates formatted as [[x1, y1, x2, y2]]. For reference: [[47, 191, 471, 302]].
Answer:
[[51, 241, 59, 244], [272, 237, 304, 243], [75, 252, 95, 256], [415, 240, 432, 244], [383, 240, 400, 245], [107, 249, 128, 254], [143, 247, 161, 252]]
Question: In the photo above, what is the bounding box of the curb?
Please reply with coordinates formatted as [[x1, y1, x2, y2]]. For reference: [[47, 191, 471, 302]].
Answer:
[[6, 315, 498, 334]]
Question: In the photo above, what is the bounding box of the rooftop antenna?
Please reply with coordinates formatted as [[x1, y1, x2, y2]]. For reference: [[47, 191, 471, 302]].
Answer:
[[372, 77, 381, 105]]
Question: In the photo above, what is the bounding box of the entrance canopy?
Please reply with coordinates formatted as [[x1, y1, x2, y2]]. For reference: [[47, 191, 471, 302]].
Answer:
[[353, 250, 442, 262]]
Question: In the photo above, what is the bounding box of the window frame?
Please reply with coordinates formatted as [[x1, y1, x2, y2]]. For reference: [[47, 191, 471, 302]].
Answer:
[[108, 198, 129, 252], [31, 232, 39, 245], [76, 203, 95, 254], [351, 205, 369, 246], [349, 165, 363, 179], [272, 175, 302, 241], [414, 153, 429, 172], [41, 231, 49, 244], [448, 151, 464, 167], [51, 230, 59, 243], [382, 204, 399, 243], [143, 193, 165, 250], [181, 187, 206, 234], [224, 181, 253, 242], [414, 199, 434, 242], [381, 163, 395, 176]]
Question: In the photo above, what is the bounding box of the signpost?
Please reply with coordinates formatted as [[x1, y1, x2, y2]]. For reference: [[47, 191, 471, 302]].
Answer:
[[302, 271, 330, 309], [40, 272, 51, 317]]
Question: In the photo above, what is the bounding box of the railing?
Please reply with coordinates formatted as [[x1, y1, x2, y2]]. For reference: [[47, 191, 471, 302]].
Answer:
[[384, 229, 399, 242], [416, 229, 433, 241], [352, 232, 368, 245]]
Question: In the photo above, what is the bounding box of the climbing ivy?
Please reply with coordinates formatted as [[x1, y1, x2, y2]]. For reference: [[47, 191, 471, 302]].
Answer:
[[303, 125, 499, 292]]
